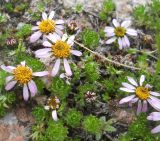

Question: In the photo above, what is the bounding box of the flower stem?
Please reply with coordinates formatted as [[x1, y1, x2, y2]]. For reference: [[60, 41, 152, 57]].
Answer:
[[74, 41, 141, 70]]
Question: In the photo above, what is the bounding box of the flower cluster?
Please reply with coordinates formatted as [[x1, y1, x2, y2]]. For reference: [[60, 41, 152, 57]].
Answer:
[[119, 75, 160, 133]]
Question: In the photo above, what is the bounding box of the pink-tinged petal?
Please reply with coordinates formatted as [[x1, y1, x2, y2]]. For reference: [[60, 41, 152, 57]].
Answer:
[[37, 21, 41, 25], [56, 25, 64, 30], [142, 100, 148, 112], [43, 41, 52, 47], [44, 106, 50, 110], [67, 35, 75, 46], [70, 50, 82, 56], [107, 32, 115, 37], [104, 26, 114, 33], [112, 19, 120, 27], [63, 58, 72, 76], [137, 100, 142, 115], [106, 37, 117, 44], [119, 87, 135, 93], [23, 84, 29, 101], [127, 76, 138, 86], [35, 48, 51, 56], [51, 59, 61, 76], [121, 37, 127, 48], [33, 71, 49, 76], [126, 28, 137, 36], [151, 125, 160, 134], [28, 80, 37, 97], [47, 33, 61, 43], [48, 11, 55, 20], [55, 28, 63, 36], [119, 95, 135, 104], [55, 19, 65, 24], [139, 75, 145, 86], [6, 76, 14, 83], [147, 98, 160, 111], [5, 81, 17, 91], [32, 26, 39, 30], [122, 82, 135, 90], [42, 12, 47, 20], [121, 20, 131, 28], [21, 61, 26, 66], [124, 36, 130, 47], [130, 97, 138, 103], [150, 91, 160, 96], [118, 38, 123, 49], [60, 73, 65, 78], [1, 65, 15, 73], [62, 34, 68, 41], [30, 31, 42, 43], [52, 110, 58, 121], [147, 112, 160, 121]]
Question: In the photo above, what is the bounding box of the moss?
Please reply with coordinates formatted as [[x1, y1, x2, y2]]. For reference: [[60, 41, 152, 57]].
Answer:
[[50, 77, 71, 100], [64, 108, 83, 128], [82, 115, 103, 134], [99, 0, 115, 20], [46, 121, 68, 141], [81, 29, 100, 49]]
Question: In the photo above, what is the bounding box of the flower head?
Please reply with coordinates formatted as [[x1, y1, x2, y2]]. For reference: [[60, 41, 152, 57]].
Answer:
[[119, 75, 160, 114], [1, 61, 49, 101], [44, 96, 60, 121], [85, 91, 97, 103], [35, 34, 82, 76], [104, 19, 137, 49], [6, 37, 16, 46], [147, 112, 160, 133], [30, 11, 65, 43]]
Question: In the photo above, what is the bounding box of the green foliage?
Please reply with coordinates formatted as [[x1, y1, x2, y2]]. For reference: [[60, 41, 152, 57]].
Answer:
[[16, 24, 32, 38], [64, 109, 83, 128], [45, 121, 68, 141], [81, 29, 100, 49], [0, 70, 7, 93], [16, 53, 45, 72], [0, 92, 16, 117], [34, 78, 45, 93], [82, 115, 103, 134], [32, 106, 48, 123], [5, 3, 14, 12], [119, 113, 156, 141], [84, 60, 100, 82], [50, 77, 71, 100], [0, 13, 8, 23], [73, 4, 84, 13], [99, 0, 115, 20], [133, 0, 160, 32]]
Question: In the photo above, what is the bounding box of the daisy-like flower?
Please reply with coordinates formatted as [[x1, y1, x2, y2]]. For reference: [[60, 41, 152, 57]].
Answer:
[[1, 61, 49, 101], [35, 34, 82, 76], [147, 112, 160, 133], [30, 11, 65, 43], [104, 19, 137, 49], [119, 75, 160, 114], [44, 96, 60, 121]]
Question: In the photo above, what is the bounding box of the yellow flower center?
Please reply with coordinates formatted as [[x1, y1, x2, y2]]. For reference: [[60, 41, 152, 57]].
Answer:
[[13, 66, 32, 84], [47, 96, 60, 110], [38, 19, 56, 34], [51, 40, 71, 58], [135, 87, 150, 100], [114, 26, 126, 37]]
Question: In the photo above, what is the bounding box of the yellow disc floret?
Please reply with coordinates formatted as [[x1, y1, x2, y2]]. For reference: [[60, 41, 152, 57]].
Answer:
[[135, 87, 150, 100], [39, 19, 56, 34], [47, 96, 60, 110], [51, 40, 71, 58], [114, 26, 126, 37], [13, 65, 32, 84]]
